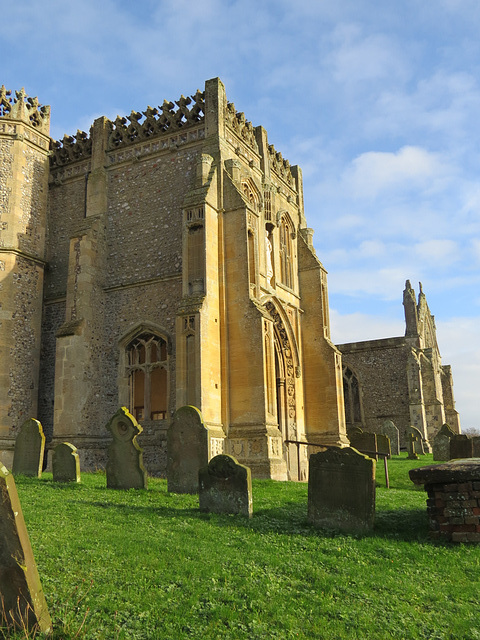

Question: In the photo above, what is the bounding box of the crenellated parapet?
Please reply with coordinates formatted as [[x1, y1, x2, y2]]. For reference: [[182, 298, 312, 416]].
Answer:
[[50, 129, 92, 167], [225, 102, 259, 154], [0, 85, 50, 135], [268, 143, 294, 186], [107, 91, 205, 151]]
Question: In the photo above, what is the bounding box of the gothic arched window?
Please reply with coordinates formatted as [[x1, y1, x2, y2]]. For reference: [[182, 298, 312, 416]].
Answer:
[[343, 366, 363, 429], [126, 333, 168, 421]]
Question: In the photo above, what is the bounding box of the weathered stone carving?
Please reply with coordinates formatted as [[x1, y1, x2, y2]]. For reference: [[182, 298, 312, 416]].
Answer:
[[0, 86, 50, 133], [106, 407, 147, 490], [199, 454, 252, 517], [268, 144, 294, 185]]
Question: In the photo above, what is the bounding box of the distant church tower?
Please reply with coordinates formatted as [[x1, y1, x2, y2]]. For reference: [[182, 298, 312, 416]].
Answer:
[[0, 86, 50, 458]]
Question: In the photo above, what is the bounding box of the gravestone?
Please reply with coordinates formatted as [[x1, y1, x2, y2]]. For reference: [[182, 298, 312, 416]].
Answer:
[[349, 431, 377, 456], [106, 407, 147, 489], [52, 443, 80, 483], [376, 434, 391, 458], [432, 423, 455, 462], [167, 406, 209, 494], [406, 426, 425, 459], [382, 420, 400, 455], [472, 437, 480, 457], [449, 434, 473, 460], [199, 454, 252, 517], [0, 462, 52, 634], [308, 447, 376, 533], [12, 419, 45, 477]]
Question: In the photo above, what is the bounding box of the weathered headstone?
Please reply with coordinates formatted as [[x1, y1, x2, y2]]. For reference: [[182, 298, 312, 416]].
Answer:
[[52, 443, 80, 483], [12, 419, 45, 477], [106, 407, 147, 489], [406, 426, 425, 459], [449, 434, 473, 460], [376, 434, 391, 458], [349, 431, 377, 456], [308, 447, 376, 533], [432, 423, 455, 462], [199, 454, 252, 517], [167, 406, 209, 494], [0, 462, 52, 634], [381, 420, 400, 455]]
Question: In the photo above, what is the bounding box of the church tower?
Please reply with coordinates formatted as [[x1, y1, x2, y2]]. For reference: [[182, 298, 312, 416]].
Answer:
[[0, 86, 50, 465]]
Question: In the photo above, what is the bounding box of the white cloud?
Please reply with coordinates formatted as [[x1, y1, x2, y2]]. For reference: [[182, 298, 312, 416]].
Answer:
[[344, 146, 451, 199]]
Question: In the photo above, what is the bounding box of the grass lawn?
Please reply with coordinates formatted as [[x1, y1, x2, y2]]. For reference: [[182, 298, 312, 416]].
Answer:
[[4, 454, 480, 639]]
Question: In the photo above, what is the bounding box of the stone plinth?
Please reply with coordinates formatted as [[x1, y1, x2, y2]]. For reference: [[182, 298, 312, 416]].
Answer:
[[409, 459, 480, 542]]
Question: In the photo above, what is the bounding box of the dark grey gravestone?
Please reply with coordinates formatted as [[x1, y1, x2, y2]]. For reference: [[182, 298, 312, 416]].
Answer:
[[12, 419, 45, 477], [0, 461, 52, 634], [199, 454, 252, 517], [308, 447, 376, 533], [382, 420, 400, 455], [449, 434, 473, 460], [376, 434, 391, 458], [433, 423, 455, 462], [349, 431, 377, 456], [472, 437, 480, 458], [167, 406, 209, 494], [106, 407, 147, 489], [52, 442, 80, 483]]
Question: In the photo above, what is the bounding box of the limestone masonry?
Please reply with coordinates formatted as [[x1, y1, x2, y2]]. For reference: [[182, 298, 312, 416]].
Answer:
[[0, 79, 459, 478]]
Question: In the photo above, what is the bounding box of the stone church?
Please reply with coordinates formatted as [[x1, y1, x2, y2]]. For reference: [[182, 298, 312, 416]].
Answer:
[[338, 280, 460, 449], [0, 78, 350, 480]]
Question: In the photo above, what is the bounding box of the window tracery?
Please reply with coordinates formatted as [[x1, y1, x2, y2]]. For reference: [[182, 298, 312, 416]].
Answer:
[[126, 333, 168, 421]]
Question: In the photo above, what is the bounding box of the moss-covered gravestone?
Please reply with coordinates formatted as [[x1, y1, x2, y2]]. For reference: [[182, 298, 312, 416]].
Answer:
[[0, 462, 52, 634], [12, 419, 45, 477], [308, 447, 376, 533], [52, 442, 80, 483], [199, 454, 252, 517], [382, 420, 400, 455], [432, 423, 455, 461], [376, 434, 391, 458], [106, 408, 147, 489], [349, 431, 376, 455], [406, 426, 425, 459], [167, 406, 209, 494]]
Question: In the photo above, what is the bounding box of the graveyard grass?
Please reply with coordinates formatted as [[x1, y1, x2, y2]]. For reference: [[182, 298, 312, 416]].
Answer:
[[5, 455, 480, 640]]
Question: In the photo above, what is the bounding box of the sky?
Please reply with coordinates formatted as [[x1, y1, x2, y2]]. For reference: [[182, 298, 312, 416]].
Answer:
[[2, 0, 479, 429]]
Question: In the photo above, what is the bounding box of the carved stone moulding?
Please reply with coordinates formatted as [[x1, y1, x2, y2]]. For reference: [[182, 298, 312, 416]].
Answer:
[[107, 128, 205, 166]]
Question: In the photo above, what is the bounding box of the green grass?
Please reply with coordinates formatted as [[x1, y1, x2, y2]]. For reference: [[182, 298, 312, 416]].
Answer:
[[5, 454, 480, 639]]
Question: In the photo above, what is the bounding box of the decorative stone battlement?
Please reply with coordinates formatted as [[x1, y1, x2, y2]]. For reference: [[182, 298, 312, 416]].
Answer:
[[0, 85, 50, 135], [50, 129, 92, 168], [225, 102, 259, 153], [107, 91, 205, 150], [268, 143, 294, 186]]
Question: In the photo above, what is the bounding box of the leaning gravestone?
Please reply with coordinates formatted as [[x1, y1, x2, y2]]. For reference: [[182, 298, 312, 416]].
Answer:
[[308, 447, 376, 533], [106, 408, 147, 489], [199, 454, 252, 517], [382, 420, 400, 455], [0, 462, 52, 634], [12, 418, 45, 477], [167, 406, 210, 494], [52, 442, 80, 483], [433, 423, 455, 462], [406, 426, 425, 459], [449, 434, 473, 460]]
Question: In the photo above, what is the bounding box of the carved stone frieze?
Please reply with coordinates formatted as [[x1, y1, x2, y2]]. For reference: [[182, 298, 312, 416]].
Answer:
[[50, 130, 93, 167], [268, 144, 294, 185]]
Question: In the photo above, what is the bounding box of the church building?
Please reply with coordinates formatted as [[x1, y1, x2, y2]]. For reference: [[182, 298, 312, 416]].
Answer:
[[0, 78, 349, 479]]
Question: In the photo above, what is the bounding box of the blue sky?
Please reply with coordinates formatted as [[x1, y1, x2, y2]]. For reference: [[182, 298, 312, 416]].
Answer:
[[2, 0, 479, 428]]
